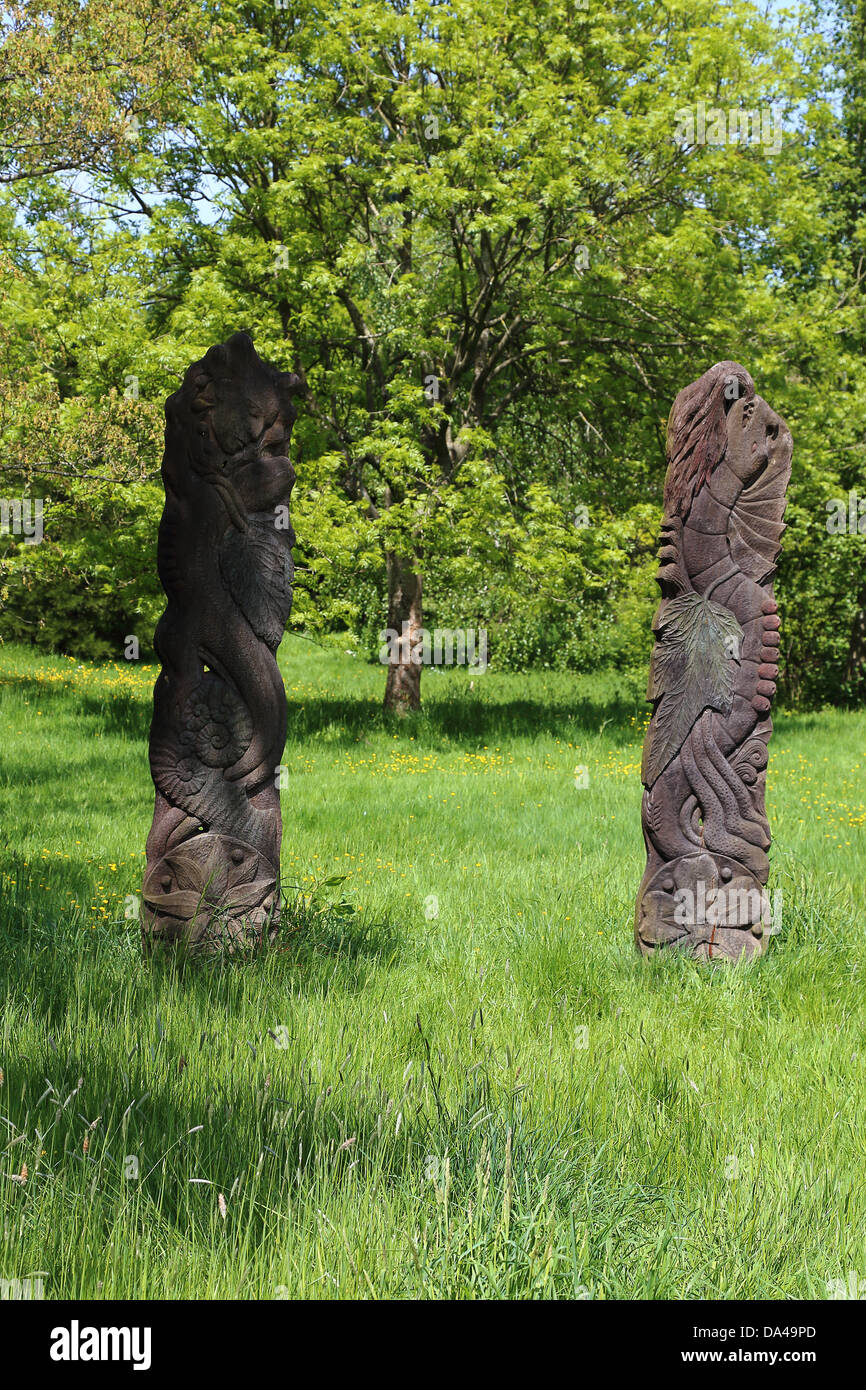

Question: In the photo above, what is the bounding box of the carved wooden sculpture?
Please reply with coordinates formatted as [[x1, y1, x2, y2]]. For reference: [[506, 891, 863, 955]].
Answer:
[[142, 332, 300, 952], [635, 362, 792, 961]]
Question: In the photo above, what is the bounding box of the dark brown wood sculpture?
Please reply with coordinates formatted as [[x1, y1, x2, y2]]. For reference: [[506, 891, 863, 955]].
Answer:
[[635, 362, 792, 961], [142, 332, 300, 953]]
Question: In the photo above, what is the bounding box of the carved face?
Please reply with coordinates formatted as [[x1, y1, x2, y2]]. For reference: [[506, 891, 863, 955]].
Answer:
[[208, 373, 294, 466], [723, 393, 793, 489], [166, 331, 301, 508], [229, 407, 296, 514]]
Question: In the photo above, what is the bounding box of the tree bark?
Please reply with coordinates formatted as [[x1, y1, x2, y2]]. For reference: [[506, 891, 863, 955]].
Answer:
[[383, 551, 423, 713]]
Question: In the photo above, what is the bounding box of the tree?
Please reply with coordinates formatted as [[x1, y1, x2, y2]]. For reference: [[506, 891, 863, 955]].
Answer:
[[96, 0, 806, 707], [2, 0, 864, 707]]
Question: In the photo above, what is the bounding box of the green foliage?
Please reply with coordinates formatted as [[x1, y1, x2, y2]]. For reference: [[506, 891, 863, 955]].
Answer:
[[0, 0, 864, 704], [0, 378, 164, 660]]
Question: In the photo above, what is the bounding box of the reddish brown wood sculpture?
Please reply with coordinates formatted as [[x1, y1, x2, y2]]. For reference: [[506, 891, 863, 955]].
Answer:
[[635, 362, 792, 961], [142, 332, 300, 952]]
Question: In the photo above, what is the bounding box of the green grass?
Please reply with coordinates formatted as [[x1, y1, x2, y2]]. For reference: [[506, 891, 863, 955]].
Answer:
[[0, 635, 864, 1299]]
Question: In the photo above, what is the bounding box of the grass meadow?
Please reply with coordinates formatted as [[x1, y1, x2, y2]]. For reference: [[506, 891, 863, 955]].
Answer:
[[0, 635, 864, 1299]]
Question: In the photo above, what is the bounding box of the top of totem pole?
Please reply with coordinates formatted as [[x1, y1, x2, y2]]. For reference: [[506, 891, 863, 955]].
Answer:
[[165, 330, 302, 482]]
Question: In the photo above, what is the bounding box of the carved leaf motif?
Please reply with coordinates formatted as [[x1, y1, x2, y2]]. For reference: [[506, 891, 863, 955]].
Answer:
[[220, 518, 293, 649], [643, 591, 743, 787]]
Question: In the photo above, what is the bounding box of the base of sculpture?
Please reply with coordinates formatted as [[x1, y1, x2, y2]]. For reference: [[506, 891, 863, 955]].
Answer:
[[635, 850, 770, 962], [142, 831, 280, 955]]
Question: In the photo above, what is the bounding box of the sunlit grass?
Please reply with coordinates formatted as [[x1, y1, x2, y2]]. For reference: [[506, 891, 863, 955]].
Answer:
[[0, 636, 863, 1298]]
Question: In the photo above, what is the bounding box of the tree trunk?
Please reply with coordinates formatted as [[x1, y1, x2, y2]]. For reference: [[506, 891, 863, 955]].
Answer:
[[383, 551, 423, 713]]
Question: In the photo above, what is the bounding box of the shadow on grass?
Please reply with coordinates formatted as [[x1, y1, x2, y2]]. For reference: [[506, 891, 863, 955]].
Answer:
[[0, 1035, 534, 1280], [1, 666, 648, 750], [0, 891, 442, 1268], [0, 868, 404, 1033], [0, 672, 152, 740], [0, 919, 578, 1281], [284, 687, 647, 749]]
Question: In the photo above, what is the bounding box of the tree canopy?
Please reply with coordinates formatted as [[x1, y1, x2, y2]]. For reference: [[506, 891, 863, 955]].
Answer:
[[1, 0, 864, 705]]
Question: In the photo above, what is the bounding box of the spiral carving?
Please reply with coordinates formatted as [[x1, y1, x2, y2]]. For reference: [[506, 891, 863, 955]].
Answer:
[[142, 332, 300, 953], [635, 362, 792, 961]]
